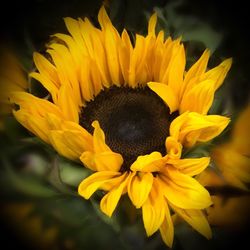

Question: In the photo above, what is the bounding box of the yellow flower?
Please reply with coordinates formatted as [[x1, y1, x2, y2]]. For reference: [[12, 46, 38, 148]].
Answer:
[[0, 49, 28, 129], [9, 6, 232, 247], [198, 168, 250, 229], [197, 105, 250, 229], [2, 202, 58, 249], [211, 105, 250, 191]]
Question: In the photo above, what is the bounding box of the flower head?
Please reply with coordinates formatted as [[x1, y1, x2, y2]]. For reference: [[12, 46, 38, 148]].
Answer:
[[0, 49, 28, 129], [9, 6, 232, 247], [209, 105, 250, 191], [197, 105, 250, 229]]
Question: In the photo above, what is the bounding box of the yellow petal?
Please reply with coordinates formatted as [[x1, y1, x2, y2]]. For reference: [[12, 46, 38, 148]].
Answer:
[[204, 58, 232, 91], [49, 130, 80, 160], [183, 49, 210, 91], [80, 151, 96, 171], [171, 204, 212, 239], [148, 13, 157, 36], [80, 151, 123, 172], [100, 172, 130, 217], [167, 43, 186, 100], [159, 167, 212, 209], [48, 43, 82, 106], [29, 72, 58, 104], [98, 5, 112, 30], [57, 85, 79, 123], [128, 34, 147, 87], [159, 202, 174, 248], [78, 171, 121, 199], [79, 58, 94, 102], [33, 52, 59, 88], [128, 172, 154, 208], [95, 151, 123, 172], [104, 23, 122, 84], [119, 30, 132, 84], [142, 179, 165, 236], [13, 110, 50, 144], [59, 129, 93, 155], [180, 79, 215, 115], [170, 112, 230, 148], [130, 152, 164, 172], [92, 120, 111, 152], [165, 136, 182, 159], [10, 91, 63, 117], [147, 82, 178, 113], [64, 17, 85, 52], [169, 157, 210, 176]]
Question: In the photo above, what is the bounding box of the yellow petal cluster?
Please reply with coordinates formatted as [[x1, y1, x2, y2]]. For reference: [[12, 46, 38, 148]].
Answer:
[[78, 123, 212, 247]]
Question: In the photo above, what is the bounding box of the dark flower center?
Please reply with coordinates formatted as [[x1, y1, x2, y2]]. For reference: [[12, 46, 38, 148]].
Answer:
[[80, 86, 177, 170]]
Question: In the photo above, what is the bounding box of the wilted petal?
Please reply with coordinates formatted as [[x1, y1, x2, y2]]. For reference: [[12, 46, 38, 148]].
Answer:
[[130, 152, 164, 172], [165, 136, 182, 159], [170, 112, 230, 147]]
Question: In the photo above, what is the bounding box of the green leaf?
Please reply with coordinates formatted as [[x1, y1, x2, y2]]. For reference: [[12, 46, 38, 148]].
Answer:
[[154, 1, 222, 52], [1, 158, 58, 198], [47, 156, 76, 195], [59, 159, 90, 187]]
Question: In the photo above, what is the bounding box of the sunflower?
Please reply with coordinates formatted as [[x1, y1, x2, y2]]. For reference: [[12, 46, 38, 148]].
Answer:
[[0, 49, 28, 129], [10, 6, 231, 247], [197, 105, 250, 229]]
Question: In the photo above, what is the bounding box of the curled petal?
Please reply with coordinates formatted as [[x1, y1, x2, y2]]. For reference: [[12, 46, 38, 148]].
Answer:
[[80, 151, 123, 172], [78, 171, 121, 199], [130, 152, 164, 172], [165, 136, 182, 159], [170, 112, 230, 147]]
